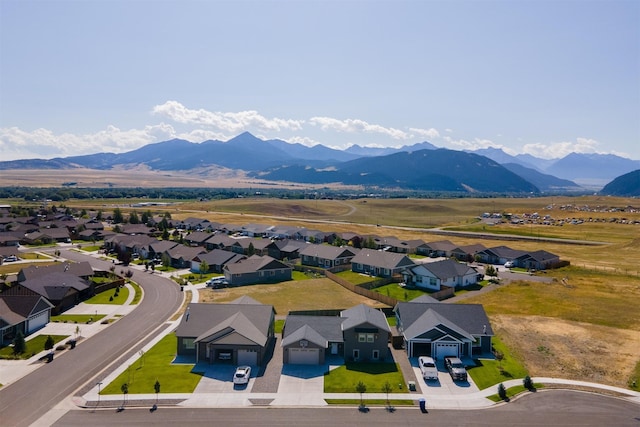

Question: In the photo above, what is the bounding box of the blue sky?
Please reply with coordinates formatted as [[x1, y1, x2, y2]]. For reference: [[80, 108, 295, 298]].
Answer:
[[1, 0, 638, 161]]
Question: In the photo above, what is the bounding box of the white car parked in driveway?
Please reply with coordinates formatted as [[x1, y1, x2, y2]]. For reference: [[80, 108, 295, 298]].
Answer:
[[233, 366, 251, 385], [418, 356, 438, 380]]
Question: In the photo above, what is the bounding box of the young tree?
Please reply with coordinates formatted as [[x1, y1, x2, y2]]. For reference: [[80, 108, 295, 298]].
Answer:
[[128, 211, 140, 224], [121, 383, 129, 406], [382, 381, 393, 411], [44, 335, 55, 351], [247, 243, 255, 256], [356, 381, 367, 409], [199, 260, 209, 277], [12, 331, 26, 355], [113, 208, 124, 224], [154, 380, 161, 403]]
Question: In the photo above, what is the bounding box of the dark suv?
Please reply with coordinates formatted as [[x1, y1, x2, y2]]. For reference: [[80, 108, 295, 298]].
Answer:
[[444, 356, 467, 381]]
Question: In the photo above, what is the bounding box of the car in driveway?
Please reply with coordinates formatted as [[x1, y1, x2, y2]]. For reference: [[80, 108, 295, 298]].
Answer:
[[444, 356, 467, 381], [418, 356, 438, 380], [206, 277, 229, 288], [504, 260, 514, 268], [233, 366, 251, 385]]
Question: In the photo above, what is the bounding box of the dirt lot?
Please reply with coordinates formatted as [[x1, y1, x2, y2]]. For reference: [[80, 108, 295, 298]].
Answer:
[[492, 314, 640, 387]]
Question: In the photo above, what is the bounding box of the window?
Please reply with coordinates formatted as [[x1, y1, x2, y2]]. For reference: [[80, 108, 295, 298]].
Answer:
[[353, 349, 360, 360], [372, 350, 379, 360], [358, 333, 375, 343], [183, 338, 195, 350]]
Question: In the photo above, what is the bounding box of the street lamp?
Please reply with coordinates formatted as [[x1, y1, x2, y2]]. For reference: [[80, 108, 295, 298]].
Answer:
[[96, 382, 103, 410]]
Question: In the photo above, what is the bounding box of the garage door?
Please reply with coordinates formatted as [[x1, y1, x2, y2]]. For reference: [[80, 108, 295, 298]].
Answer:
[[237, 349, 258, 365], [288, 348, 320, 365], [27, 311, 49, 333], [435, 343, 459, 358]]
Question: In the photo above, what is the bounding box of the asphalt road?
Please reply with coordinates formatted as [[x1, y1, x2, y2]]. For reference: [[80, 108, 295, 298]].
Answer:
[[0, 250, 183, 427], [53, 390, 640, 426]]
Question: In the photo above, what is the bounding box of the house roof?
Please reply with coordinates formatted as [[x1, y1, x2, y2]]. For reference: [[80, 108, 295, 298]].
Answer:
[[299, 244, 357, 259], [0, 295, 52, 327], [515, 249, 559, 262], [194, 249, 244, 266], [394, 302, 493, 338], [406, 259, 477, 280], [340, 304, 391, 332], [282, 315, 344, 347], [149, 240, 180, 253], [175, 302, 273, 347], [419, 240, 457, 251], [184, 231, 214, 244], [19, 261, 94, 281], [224, 255, 290, 275], [166, 245, 206, 261], [351, 248, 415, 270], [481, 245, 527, 259], [20, 272, 90, 301], [402, 308, 474, 342]]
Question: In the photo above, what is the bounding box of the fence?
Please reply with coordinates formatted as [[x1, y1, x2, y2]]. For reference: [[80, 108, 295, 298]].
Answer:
[[325, 270, 399, 307]]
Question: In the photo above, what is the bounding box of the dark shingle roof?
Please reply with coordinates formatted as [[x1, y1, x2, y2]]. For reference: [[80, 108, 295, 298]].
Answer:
[[394, 302, 493, 338], [282, 315, 344, 346], [341, 304, 391, 332]]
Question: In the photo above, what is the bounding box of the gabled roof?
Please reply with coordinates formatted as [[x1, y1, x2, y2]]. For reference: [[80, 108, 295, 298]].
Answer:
[[394, 302, 493, 338], [224, 255, 290, 275], [406, 259, 477, 280], [175, 302, 274, 347], [193, 249, 244, 266], [19, 261, 94, 281], [299, 244, 357, 259], [230, 295, 263, 305], [282, 315, 344, 347], [165, 245, 206, 261], [20, 272, 89, 301], [402, 309, 474, 341], [515, 249, 559, 262], [351, 248, 415, 270], [149, 240, 180, 253], [340, 304, 390, 332], [0, 295, 53, 327], [184, 231, 214, 244], [418, 240, 457, 251], [452, 243, 487, 255], [480, 245, 527, 259]]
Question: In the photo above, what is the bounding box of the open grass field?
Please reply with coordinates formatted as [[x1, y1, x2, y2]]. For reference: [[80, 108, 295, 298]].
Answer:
[[199, 277, 387, 314]]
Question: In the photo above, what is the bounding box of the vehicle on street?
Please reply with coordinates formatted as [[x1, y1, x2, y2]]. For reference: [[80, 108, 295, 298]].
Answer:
[[444, 356, 467, 381], [233, 366, 251, 385], [418, 356, 438, 380]]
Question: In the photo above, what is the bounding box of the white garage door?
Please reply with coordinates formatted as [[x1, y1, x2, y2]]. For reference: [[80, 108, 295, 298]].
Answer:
[[436, 343, 459, 358], [27, 311, 49, 333], [288, 348, 320, 365], [237, 349, 258, 365]]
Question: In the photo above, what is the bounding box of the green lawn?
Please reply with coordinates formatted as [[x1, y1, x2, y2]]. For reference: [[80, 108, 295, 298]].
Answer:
[[486, 383, 544, 402], [100, 333, 202, 395], [325, 399, 415, 406], [324, 363, 407, 393], [467, 336, 529, 390], [51, 314, 106, 323], [130, 282, 143, 305], [334, 270, 377, 285], [373, 283, 429, 301], [0, 334, 68, 359], [84, 286, 129, 304], [274, 319, 285, 334]]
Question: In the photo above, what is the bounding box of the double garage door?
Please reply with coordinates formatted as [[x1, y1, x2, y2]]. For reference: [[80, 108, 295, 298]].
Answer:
[[435, 343, 459, 358], [288, 348, 319, 365], [27, 311, 49, 333]]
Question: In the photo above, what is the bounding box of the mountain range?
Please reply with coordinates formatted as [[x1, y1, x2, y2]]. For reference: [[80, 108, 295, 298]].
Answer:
[[1, 132, 638, 194]]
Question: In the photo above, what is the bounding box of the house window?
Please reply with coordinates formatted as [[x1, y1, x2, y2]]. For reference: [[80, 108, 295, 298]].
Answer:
[[183, 338, 195, 350], [372, 350, 379, 360], [430, 278, 437, 286], [358, 333, 375, 343], [353, 349, 360, 360]]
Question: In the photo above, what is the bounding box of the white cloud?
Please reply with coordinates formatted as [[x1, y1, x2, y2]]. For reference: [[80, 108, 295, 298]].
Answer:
[[286, 136, 323, 147], [442, 135, 502, 151], [522, 137, 600, 159], [409, 127, 440, 139], [0, 124, 176, 160], [309, 116, 411, 140], [152, 101, 304, 133]]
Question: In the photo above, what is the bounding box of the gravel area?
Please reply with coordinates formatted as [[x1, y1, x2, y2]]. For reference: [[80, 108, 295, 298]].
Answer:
[[251, 336, 282, 393]]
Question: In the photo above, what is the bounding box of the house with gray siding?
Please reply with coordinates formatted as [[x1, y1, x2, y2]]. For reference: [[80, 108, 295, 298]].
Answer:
[[300, 245, 358, 269], [351, 248, 415, 278], [223, 255, 292, 286], [341, 304, 391, 362]]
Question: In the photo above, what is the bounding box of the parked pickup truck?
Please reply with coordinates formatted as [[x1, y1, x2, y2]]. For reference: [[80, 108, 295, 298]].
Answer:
[[444, 356, 468, 381]]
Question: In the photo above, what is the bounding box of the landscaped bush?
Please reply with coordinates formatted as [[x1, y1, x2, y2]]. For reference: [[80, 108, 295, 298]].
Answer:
[[523, 375, 534, 390], [498, 383, 507, 400]]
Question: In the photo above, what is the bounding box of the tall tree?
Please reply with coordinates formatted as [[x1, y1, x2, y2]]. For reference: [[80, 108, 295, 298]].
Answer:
[[113, 208, 124, 224]]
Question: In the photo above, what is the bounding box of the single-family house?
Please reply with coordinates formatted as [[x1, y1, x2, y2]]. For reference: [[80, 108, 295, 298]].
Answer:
[[402, 259, 481, 291], [416, 240, 457, 257], [475, 245, 526, 265], [351, 248, 415, 278], [164, 245, 207, 269], [184, 231, 215, 247], [450, 243, 487, 262], [17, 272, 92, 314], [300, 245, 359, 269], [0, 294, 54, 344], [281, 315, 345, 364], [203, 234, 236, 251], [146, 240, 179, 261], [341, 304, 391, 362], [175, 298, 275, 366], [394, 300, 493, 359], [17, 261, 94, 282], [268, 239, 308, 261], [223, 255, 292, 286], [191, 249, 245, 274]]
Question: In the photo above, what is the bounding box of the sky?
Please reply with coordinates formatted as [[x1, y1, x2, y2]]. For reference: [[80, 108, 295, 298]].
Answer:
[[1, 0, 638, 162]]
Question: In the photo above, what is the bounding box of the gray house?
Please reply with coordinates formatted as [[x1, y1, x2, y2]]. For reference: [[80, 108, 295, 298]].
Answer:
[[402, 259, 481, 291], [0, 295, 54, 344], [394, 301, 493, 359], [223, 255, 292, 286], [341, 304, 391, 362], [351, 248, 415, 278], [191, 249, 245, 274], [281, 315, 345, 364], [300, 245, 359, 269], [175, 298, 275, 366]]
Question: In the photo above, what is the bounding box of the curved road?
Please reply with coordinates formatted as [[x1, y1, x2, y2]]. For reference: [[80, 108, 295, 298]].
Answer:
[[0, 250, 183, 427], [53, 390, 640, 426]]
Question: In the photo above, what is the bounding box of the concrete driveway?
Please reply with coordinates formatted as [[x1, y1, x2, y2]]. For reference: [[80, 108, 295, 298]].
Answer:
[[192, 363, 256, 393], [410, 357, 480, 396]]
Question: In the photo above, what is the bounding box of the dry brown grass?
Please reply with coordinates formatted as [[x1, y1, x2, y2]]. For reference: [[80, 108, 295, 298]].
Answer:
[[492, 315, 640, 388]]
